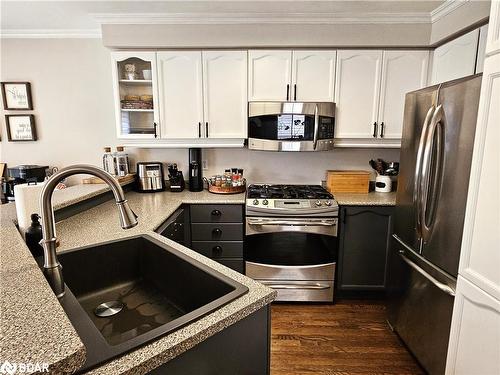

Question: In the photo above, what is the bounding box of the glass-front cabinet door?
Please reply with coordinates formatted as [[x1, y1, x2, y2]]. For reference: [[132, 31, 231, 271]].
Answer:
[[111, 52, 159, 139]]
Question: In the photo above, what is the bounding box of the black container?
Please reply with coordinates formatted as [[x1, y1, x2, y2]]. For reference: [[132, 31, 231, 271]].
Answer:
[[188, 148, 203, 192], [25, 214, 44, 257]]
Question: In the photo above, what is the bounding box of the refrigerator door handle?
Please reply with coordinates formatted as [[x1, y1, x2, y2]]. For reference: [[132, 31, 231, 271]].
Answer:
[[420, 105, 445, 242], [414, 105, 436, 241], [398, 250, 455, 297]]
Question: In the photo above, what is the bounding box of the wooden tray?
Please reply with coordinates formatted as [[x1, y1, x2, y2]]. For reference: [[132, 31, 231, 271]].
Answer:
[[208, 184, 246, 194], [82, 173, 135, 185]]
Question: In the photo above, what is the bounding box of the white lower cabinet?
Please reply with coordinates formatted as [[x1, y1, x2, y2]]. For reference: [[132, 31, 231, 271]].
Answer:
[[157, 51, 204, 139], [446, 277, 500, 375], [202, 51, 247, 139]]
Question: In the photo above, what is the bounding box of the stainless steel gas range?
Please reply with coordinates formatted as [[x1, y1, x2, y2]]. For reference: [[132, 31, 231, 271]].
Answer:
[[245, 184, 339, 302]]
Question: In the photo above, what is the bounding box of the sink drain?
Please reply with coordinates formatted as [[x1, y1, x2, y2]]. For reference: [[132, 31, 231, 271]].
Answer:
[[95, 301, 124, 318]]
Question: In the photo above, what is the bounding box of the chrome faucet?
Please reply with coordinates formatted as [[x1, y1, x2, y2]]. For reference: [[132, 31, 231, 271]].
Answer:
[[39, 164, 138, 298]]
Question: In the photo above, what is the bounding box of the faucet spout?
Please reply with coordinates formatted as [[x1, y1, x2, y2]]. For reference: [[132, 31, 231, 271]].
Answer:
[[39, 164, 138, 298]]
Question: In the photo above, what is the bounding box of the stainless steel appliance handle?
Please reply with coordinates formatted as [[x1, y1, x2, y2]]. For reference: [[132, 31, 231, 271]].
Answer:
[[247, 218, 336, 226], [414, 105, 436, 239], [260, 281, 331, 290], [313, 104, 319, 150], [398, 250, 455, 297], [420, 105, 445, 242]]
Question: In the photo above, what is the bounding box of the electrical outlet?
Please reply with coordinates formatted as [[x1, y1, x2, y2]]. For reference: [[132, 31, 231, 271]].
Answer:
[[202, 160, 208, 170]]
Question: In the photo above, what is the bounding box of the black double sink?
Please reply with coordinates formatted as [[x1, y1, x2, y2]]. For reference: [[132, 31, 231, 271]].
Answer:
[[51, 235, 248, 372]]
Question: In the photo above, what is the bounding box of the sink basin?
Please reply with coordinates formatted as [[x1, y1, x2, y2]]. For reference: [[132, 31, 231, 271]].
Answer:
[[54, 235, 248, 372]]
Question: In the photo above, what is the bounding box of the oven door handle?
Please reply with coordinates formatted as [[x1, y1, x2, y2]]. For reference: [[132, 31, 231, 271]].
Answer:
[[247, 218, 337, 226], [260, 281, 331, 290]]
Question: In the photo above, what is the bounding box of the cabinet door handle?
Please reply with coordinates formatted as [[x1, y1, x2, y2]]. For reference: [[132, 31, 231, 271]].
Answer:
[[212, 245, 223, 255], [380, 122, 385, 138], [286, 84, 290, 101], [211, 209, 222, 217], [212, 228, 222, 237], [153, 122, 158, 138], [205, 122, 209, 138], [372, 122, 378, 138], [294, 84, 297, 101], [198, 122, 201, 138]]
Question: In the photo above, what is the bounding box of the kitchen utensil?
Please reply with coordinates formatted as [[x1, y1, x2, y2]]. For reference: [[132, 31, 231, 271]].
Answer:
[[375, 175, 392, 193], [167, 163, 185, 192]]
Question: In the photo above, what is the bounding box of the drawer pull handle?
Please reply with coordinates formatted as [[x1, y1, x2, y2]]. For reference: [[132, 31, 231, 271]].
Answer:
[[211, 209, 222, 217], [212, 228, 222, 237], [212, 245, 223, 254]]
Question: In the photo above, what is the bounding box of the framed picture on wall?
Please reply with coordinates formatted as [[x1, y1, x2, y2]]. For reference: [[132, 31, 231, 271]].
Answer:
[[1, 82, 33, 110], [5, 115, 37, 141]]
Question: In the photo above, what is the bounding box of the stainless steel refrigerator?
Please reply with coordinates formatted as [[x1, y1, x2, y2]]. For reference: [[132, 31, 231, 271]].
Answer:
[[387, 74, 482, 375]]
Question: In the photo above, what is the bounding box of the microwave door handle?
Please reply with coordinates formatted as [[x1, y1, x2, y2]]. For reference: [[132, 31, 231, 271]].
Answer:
[[313, 104, 319, 150]]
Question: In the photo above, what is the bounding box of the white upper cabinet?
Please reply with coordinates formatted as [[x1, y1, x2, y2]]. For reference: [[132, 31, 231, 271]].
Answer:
[[157, 51, 203, 139], [111, 51, 160, 139], [431, 29, 479, 84], [291, 51, 336, 102], [202, 51, 247, 138], [334, 50, 383, 139], [378, 51, 429, 139], [486, 0, 500, 56], [476, 25, 489, 73], [248, 50, 292, 101]]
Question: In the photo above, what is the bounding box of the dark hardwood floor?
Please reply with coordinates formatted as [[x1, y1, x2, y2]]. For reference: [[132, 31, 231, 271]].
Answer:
[[271, 300, 424, 375]]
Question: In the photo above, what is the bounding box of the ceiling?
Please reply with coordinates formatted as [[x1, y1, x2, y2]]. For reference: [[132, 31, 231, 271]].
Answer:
[[0, 0, 454, 37]]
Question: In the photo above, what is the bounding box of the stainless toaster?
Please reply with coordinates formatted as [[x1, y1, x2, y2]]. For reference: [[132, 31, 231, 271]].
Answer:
[[136, 162, 165, 192]]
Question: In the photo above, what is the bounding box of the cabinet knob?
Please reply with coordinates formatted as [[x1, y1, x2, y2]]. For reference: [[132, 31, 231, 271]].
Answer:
[[286, 84, 290, 101], [206, 122, 209, 138], [372, 122, 378, 138], [380, 122, 385, 138], [212, 245, 223, 254], [211, 209, 222, 217], [198, 122, 201, 138], [153, 122, 158, 138], [212, 228, 222, 237]]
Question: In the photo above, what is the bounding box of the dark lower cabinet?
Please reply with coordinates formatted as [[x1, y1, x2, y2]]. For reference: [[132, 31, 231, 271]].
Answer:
[[337, 206, 394, 291], [190, 204, 245, 273], [149, 305, 270, 375]]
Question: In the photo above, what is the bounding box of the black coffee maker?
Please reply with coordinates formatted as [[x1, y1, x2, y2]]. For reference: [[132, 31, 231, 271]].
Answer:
[[188, 148, 203, 192]]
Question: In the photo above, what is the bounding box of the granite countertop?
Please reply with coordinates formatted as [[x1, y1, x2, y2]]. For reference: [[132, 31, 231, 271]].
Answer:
[[0, 188, 275, 375], [334, 191, 397, 206]]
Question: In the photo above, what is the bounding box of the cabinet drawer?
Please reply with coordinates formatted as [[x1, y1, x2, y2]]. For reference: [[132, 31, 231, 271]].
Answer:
[[191, 223, 243, 241], [217, 258, 244, 274], [190, 204, 243, 223], [191, 241, 243, 258]]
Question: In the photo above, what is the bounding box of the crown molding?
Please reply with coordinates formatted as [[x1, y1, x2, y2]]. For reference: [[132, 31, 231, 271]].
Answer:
[[430, 0, 470, 24], [91, 11, 432, 25], [0, 29, 102, 39]]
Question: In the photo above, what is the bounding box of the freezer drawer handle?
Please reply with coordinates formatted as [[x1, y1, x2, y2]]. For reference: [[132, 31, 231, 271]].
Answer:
[[398, 250, 455, 297], [260, 281, 331, 290]]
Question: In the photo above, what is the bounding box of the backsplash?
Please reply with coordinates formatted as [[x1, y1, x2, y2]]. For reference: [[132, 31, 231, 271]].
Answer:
[[131, 147, 400, 185]]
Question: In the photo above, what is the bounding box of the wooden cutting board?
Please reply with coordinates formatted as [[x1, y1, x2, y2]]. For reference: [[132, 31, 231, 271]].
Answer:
[[326, 170, 370, 194], [82, 173, 135, 185]]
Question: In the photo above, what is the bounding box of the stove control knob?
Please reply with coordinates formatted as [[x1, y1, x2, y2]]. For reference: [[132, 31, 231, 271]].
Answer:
[[262, 199, 269, 206], [315, 200, 322, 206], [325, 200, 332, 206], [253, 199, 259, 205]]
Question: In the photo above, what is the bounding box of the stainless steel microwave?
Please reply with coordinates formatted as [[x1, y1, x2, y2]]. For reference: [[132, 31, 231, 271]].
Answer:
[[248, 102, 335, 152]]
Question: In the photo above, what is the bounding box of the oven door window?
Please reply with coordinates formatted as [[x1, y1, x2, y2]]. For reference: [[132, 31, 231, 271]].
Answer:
[[245, 232, 337, 266], [248, 114, 315, 141]]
